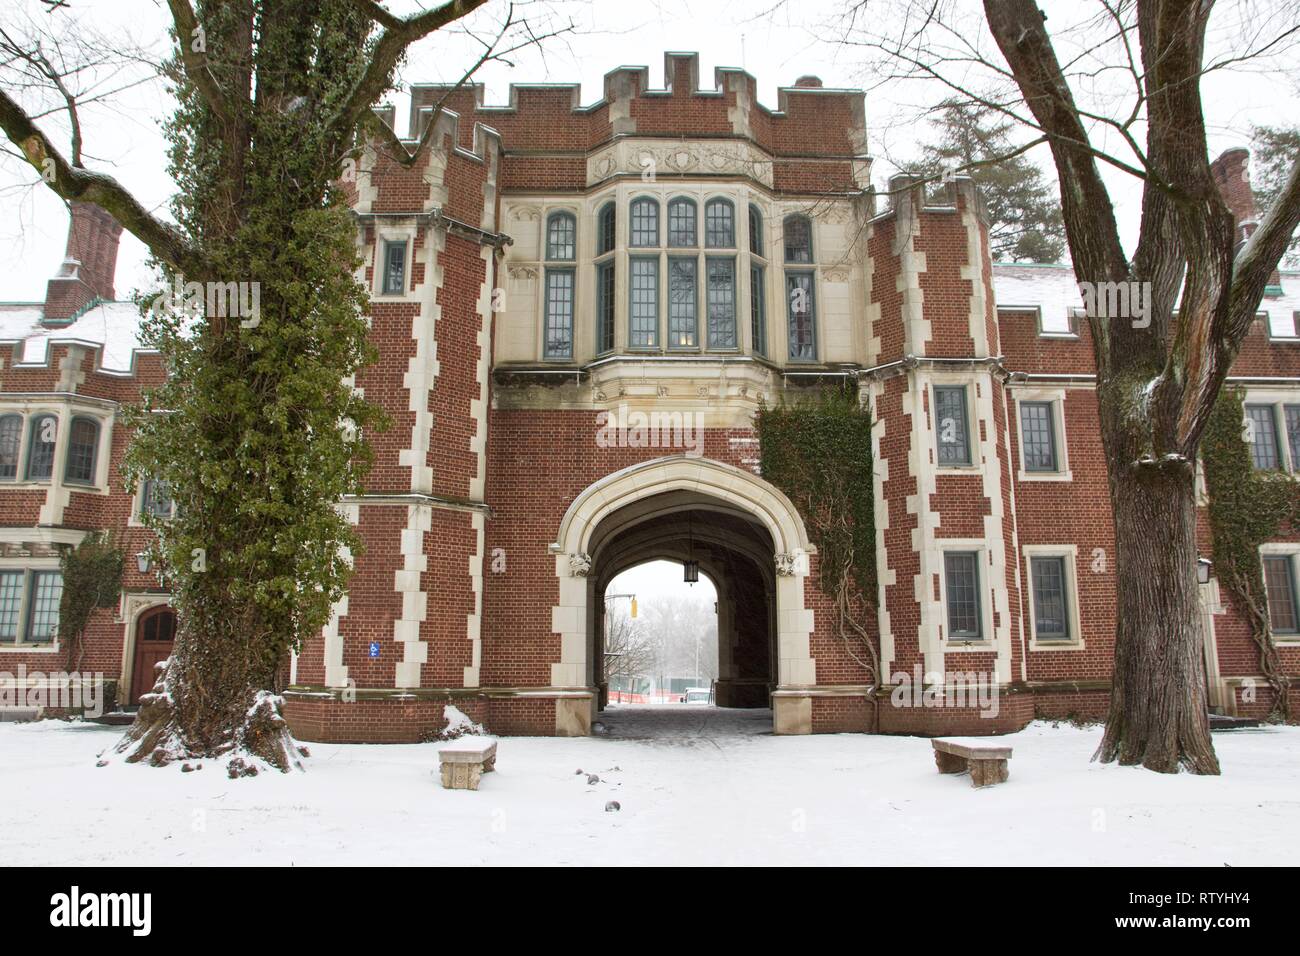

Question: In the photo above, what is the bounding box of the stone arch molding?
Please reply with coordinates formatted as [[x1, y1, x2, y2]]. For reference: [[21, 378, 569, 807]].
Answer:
[[554, 456, 812, 560], [547, 455, 818, 734]]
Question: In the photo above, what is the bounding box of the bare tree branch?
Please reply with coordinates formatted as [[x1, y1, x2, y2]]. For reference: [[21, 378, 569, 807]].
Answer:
[[359, 4, 573, 170], [0, 86, 207, 275], [330, 0, 492, 140]]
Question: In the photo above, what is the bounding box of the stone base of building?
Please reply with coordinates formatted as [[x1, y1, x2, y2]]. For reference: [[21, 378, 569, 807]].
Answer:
[[1026, 681, 1111, 723], [283, 686, 598, 742], [874, 686, 1037, 736], [1222, 678, 1300, 723], [0, 676, 119, 721], [295, 679, 1299, 742], [772, 686, 877, 734]]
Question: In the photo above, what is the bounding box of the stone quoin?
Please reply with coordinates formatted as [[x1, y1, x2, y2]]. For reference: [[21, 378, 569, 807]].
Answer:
[[1, 53, 1297, 740]]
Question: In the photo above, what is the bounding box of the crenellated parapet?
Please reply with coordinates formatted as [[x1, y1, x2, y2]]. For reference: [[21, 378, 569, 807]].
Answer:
[[391, 52, 869, 196]]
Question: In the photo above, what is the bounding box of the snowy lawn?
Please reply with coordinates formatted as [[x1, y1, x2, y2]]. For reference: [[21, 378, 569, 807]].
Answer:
[[2, 714, 1297, 866]]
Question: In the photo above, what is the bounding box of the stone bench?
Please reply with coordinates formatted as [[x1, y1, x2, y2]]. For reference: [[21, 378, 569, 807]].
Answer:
[[932, 738, 1012, 788], [0, 707, 41, 723], [437, 737, 497, 791]]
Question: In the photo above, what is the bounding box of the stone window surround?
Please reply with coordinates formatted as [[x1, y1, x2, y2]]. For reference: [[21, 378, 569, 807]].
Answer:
[[519, 186, 825, 365], [1013, 386, 1073, 482], [1242, 388, 1300, 473], [1258, 542, 1300, 645], [0, 399, 114, 495], [928, 372, 984, 473], [545, 210, 578, 261], [0, 556, 63, 652], [938, 538, 995, 652], [1022, 543, 1084, 651], [127, 476, 176, 528], [371, 224, 417, 300]]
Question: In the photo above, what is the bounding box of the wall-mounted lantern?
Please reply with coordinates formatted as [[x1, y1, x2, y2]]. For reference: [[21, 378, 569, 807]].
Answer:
[[1196, 556, 1213, 585]]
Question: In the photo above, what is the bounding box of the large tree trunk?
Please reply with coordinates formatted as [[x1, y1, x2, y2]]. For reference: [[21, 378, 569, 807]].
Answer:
[[1096, 447, 1220, 774], [114, 603, 300, 774]]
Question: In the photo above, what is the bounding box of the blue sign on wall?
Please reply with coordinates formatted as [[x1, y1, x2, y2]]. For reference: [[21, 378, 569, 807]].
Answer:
[[368, 641, 380, 658]]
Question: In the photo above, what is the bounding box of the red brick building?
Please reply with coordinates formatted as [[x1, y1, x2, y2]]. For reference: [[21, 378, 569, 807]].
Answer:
[[3, 54, 1297, 739]]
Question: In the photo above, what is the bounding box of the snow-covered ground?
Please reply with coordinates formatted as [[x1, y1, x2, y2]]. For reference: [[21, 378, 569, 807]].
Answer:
[[2, 711, 1297, 866]]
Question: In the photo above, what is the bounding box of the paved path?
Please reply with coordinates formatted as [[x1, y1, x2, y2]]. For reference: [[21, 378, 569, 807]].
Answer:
[[594, 705, 773, 741]]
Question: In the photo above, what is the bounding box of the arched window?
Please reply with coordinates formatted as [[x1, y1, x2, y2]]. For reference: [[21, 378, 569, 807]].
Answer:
[[668, 198, 697, 247], [545, 211, 576, 260], [64, 417, 100, 484], [783, 214, 813, 263], [0, 415, 21, 480], [748, 204, 764, 256], [630, 197, 659, 247], [25, 414, 57, 481], [597, 202, 616, 256], [140, 605, 178, 643], [705, 198, 735, 248]]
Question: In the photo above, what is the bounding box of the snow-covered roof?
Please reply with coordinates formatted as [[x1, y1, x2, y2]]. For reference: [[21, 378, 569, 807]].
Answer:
[[991, 263, 1080, 334], [992, 263, 1300, 339], [0, 300, 152, 376]]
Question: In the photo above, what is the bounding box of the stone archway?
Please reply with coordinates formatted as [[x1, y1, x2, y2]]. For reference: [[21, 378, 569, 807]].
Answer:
[[549, 455, 816, 735]]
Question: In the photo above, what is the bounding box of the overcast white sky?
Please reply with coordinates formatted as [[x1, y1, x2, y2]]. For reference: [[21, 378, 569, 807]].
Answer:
[[607, 559, 718, 606], [1, 0, 1296, 305]]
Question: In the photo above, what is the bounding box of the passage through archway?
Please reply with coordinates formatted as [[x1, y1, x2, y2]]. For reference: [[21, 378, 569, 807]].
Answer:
[[601, 561, 722, 707], [549, 456, 816, 735]]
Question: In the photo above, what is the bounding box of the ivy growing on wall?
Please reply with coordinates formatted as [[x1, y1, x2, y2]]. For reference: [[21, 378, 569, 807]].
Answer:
[[58, 532, 124, 672], [1200, 388, 1295, 721], [756, 384, 879, 686]]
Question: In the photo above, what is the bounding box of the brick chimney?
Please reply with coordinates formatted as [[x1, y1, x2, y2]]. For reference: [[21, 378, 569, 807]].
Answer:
[[1210, 147, 1281, 290], [43, 201, 123, 323], [1210, 147, 1258, 247]]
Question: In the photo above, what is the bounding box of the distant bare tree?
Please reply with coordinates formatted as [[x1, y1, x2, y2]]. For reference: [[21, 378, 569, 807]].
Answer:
[[640, 593, 719, 684], [604, 608, 656, 693]]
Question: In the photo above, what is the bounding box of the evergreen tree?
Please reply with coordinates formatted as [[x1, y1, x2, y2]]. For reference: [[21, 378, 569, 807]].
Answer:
[[1252, 125, 1300, 265], [915, 99, 1067, 263]]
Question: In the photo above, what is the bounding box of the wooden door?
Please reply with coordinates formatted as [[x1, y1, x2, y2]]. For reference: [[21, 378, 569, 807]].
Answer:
[[130, 606, 177, 706]]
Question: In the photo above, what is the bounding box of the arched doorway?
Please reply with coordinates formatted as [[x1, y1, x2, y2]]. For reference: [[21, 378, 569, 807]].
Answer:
[[550, 456, 815, 735], [130, 605, 177, 705]]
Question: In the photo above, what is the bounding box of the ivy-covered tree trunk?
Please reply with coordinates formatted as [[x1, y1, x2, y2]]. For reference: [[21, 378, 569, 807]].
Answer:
[[1097, 455, 1218, 773], [0, 0, 513, 772]]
